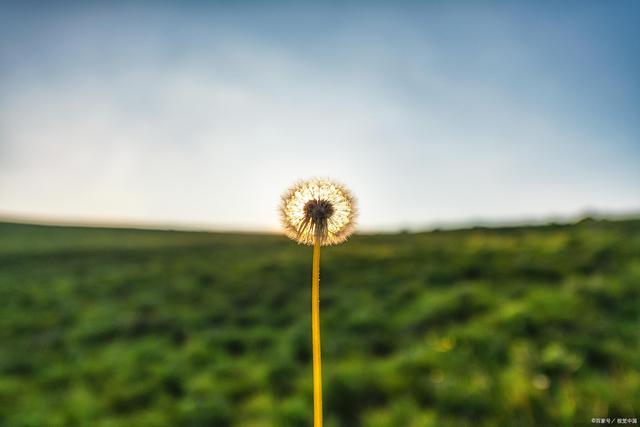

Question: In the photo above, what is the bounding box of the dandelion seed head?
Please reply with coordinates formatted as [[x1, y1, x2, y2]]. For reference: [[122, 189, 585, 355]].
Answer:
[[280, 178, 357, 246]]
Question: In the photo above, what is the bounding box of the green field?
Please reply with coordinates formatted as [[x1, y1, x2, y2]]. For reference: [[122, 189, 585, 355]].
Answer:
[[0, 219, 639, 427]]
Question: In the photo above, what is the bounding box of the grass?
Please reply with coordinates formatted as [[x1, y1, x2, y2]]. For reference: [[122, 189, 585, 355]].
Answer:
[[0, 218, 638, 426]]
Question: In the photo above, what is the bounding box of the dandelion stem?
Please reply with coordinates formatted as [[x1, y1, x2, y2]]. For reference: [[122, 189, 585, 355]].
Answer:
[[311, 240, 323, 427]]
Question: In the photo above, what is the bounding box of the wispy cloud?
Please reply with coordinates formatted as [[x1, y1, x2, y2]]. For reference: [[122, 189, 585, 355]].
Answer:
[[1, 1, 638, 230]]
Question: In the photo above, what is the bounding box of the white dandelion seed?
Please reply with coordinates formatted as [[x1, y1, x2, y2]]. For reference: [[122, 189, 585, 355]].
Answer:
[[280, 178, 357, 246]]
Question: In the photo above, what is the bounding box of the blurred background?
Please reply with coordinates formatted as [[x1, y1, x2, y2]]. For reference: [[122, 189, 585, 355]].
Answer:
[[1, 1, 639, 426]]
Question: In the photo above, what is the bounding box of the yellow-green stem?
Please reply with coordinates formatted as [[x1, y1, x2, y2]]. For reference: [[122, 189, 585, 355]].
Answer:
[[312, 241, 323, 427]]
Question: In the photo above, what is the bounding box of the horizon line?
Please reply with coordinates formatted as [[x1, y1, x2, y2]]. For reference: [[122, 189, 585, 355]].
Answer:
[[1, 209, 639, 235]]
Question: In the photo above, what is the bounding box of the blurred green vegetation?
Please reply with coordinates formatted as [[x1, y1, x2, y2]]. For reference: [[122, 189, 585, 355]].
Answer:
[[0, 218, 639, 426]]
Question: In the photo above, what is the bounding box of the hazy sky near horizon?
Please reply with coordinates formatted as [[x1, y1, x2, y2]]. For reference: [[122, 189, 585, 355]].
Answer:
[[1, 1, 639, 231]]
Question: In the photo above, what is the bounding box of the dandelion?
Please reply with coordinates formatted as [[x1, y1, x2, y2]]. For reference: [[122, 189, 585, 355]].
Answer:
[[281, 178, 356, 247], [280, 178, 357, 427]]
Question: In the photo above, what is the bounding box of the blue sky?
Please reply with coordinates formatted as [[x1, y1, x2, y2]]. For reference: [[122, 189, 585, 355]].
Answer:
[[0, 1, 638, 231]]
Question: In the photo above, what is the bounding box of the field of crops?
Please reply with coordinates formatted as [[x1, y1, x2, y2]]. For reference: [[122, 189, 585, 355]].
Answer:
[[0, 218, 638, 426]]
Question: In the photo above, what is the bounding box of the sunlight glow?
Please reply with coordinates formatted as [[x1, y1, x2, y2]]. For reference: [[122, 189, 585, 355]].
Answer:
[[280, 179, 357, 245]]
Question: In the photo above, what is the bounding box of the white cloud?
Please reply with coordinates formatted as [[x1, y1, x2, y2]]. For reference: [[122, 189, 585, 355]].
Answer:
[[1, 2, 638, 230]]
